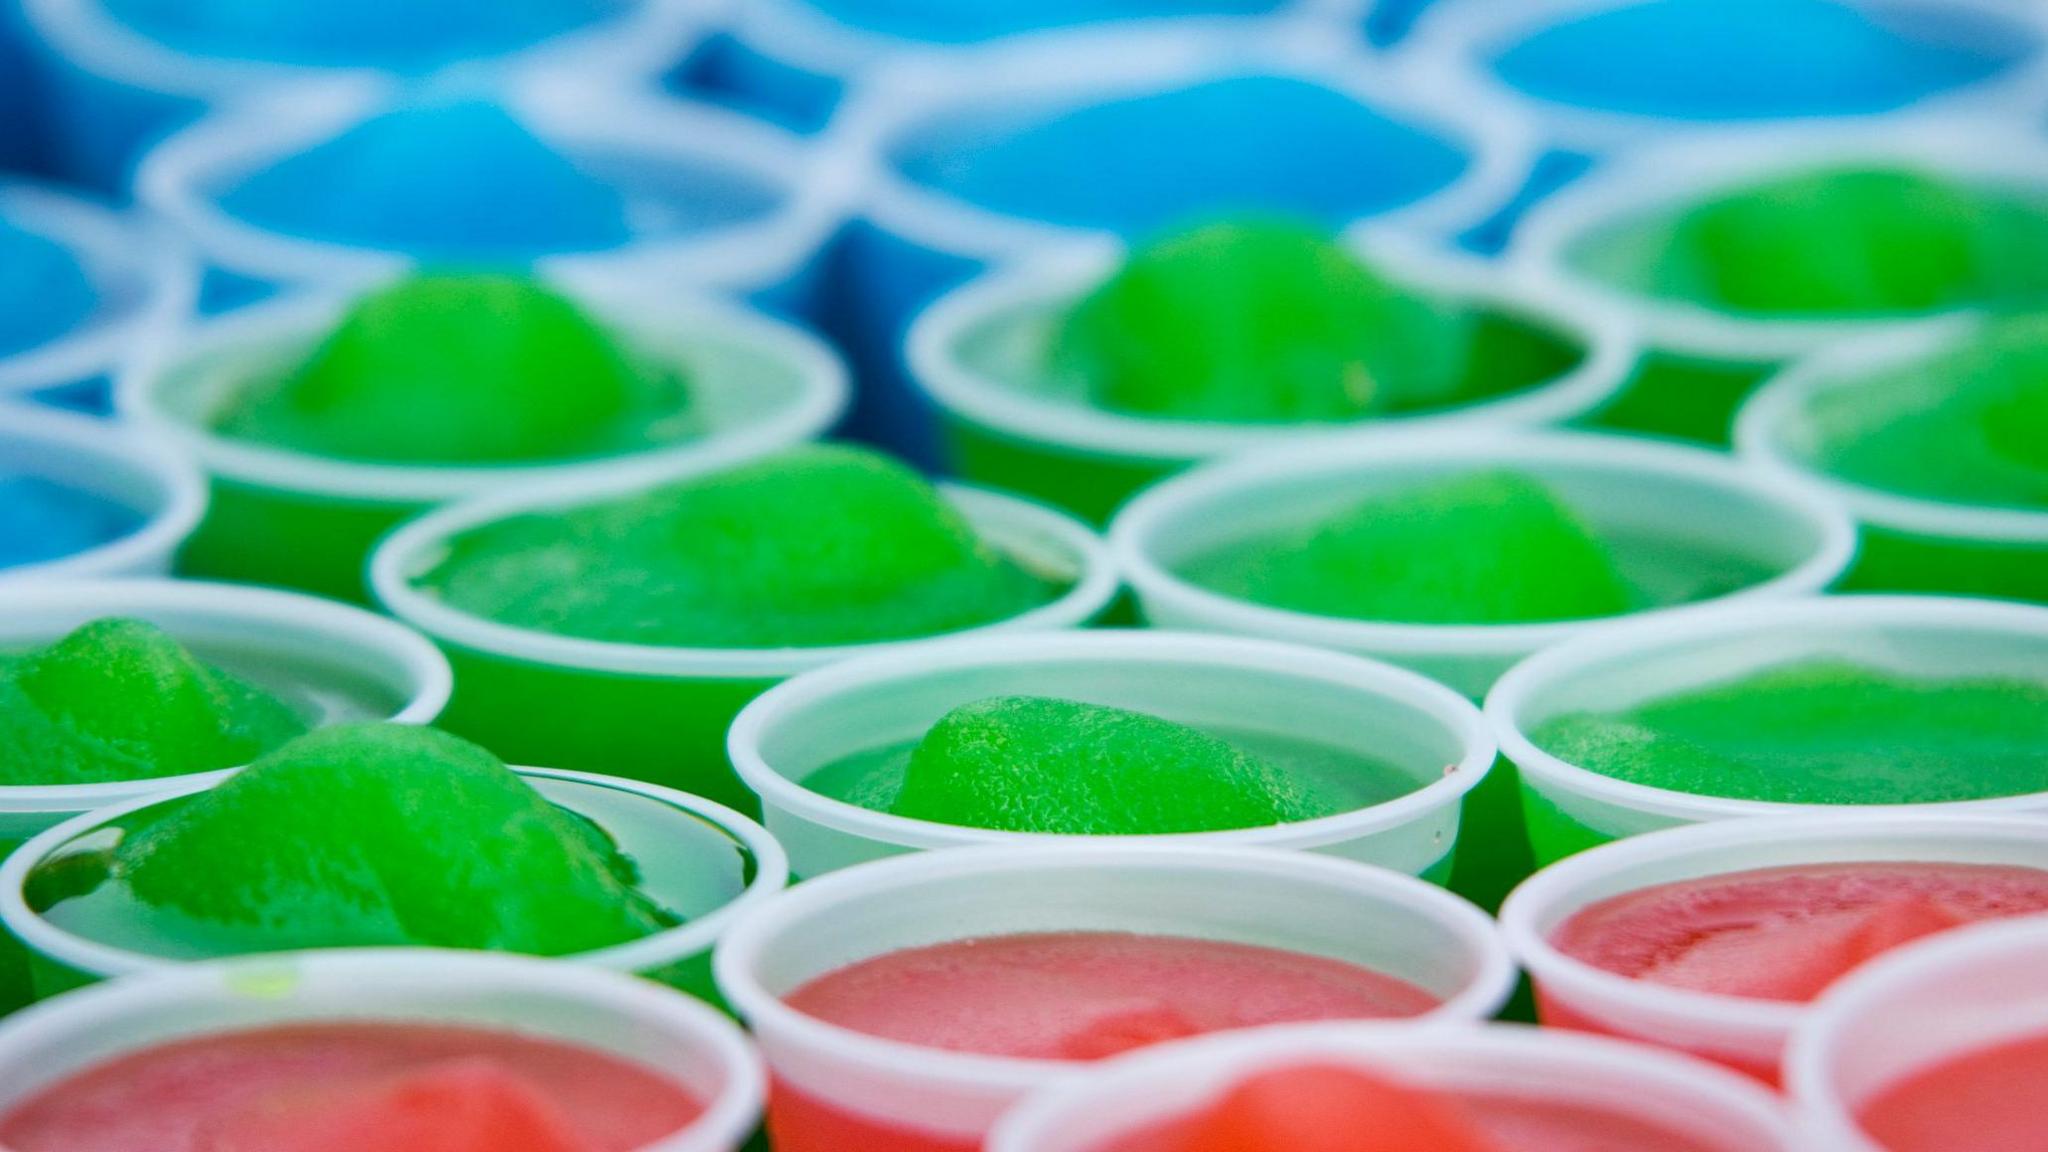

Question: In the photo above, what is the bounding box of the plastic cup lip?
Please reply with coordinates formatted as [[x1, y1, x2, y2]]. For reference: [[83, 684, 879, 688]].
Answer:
[[1485, 593, 2048, 826], [0, 576, 454, 815], [1396, 0, 2048, 156], [711, 842, 1519, 1097], [18, 0, 703, 102], [0, 181, 198, 398], [1785, 915, 2048, 1152], [134, 74, 854, 296], [726, 627, 1495, 855], [0, 947, 766, 1152], [115, 276, 852, 507], [988, 1019, 1797, 1152], [1498, 811, 2048, 1042], [904, 229, 1638, 466], [1108, 427, 1858, 661], [1734, 315, 2048, 546], [827, 22, 1539, 268], [369, 461, 1120, 681], [0, 763, 791, 984], [719, 0, 1346, 80], [1504, 117, 2048, 361], [0, 401, 208, 584]]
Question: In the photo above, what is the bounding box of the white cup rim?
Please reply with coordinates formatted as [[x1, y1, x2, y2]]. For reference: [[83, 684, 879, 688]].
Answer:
[[116, 277, 851, 506], [1786, 916, 2048, 1152], [904, 230, 1638, 465], [727, 628, 1495, 854], [0, 764, 791, 982], [0, 576, 453, 813], [712, 843, 1517, 1097], [989, 1019, 1796, 1152], [1485, 593, 2048, 824], [0, 946, 767, 1152], [370, 462, 1119, 680], [1109, 427, 1857, 659], [1734, 315, 2048, 545], [0, 401, 207, 583], [1499, 812, 2048, 1045]]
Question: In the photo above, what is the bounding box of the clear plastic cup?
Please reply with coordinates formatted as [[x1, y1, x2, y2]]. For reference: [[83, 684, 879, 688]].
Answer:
[[905, 230, 1635, 524], [135, 72, 853, 299], [0, 948, 764, 1152], [988, 1021, 1795, 1152], [1487, 595, 2048, 866], [1736, 317, 2048, 605], [1111, 428, 1856, 698], [1787, 916, 2048, 1152], [819, 23, 1536, 461], [1500, 812, 2048, 1085], [371, 465, 1118, 815], [0, 180, 196, 412], [685, 0, 1339, 133], [1507, 120, 2048, 444], [120, 276, 850, 604], [713, 843, 1516, 1152], [728, 629, 1494, 881], [0, 401, 206, 582], [1399, 0, 2048, 156], [0, 763, 790, 1007], [20, 0, 708, 191]]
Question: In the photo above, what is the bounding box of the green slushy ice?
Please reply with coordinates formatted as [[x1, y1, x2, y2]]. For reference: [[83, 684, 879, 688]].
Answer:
[[0, 619, 308, 787], [415, 444, 1063, 648]]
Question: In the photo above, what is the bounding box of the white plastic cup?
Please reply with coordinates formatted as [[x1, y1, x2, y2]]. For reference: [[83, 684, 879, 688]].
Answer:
[[905, 230, 1637, 524], [119, 275, 851, 603], [1500, 812, 2048, 1085], [1736, 317, 2048, 604], [0, 948, 765, 1152], [0, 765, 790, 1006], [371, 459, 1119, 814], [1487, 595, 2048, 864], [714, 844, 1516, 1152], [0, 180, 196, 409], [1398, 0, 2048, 156], [135, 73, 853, 300], [0, 576, 451, 846], [20, 0, 709, 190], [1111, 428, 1856, 698], [989, 1021, 1796, 1152], [1788, 916, 2048, 1152], [0, 401, 206, 583], [728, 629, 1493, 880]]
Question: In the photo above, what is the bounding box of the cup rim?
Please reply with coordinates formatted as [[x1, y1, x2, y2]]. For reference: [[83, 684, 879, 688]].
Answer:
[[904, 229, 1638, 465], [1785, 916, 2048, 1152], [19, 0, 705, 101], [711, 843, 1519, 1096], [988, 1019, 1796, 1152], [0, 401, 208, 583], [1505, 117, 2048, 360], [0, 763, 792, 982], [1485, 593, 2048, 824], [1733, 315, 2048, 545], [1108, 427, 1858, 659], [116, 277, 852, 505], [0, 180, 199, 398], [826, 22, 1540, 267], [134, 75, 855, 295], [369, 463, 1120, 680], [0, 946, 767, 1152], [1498, 811, 2048, 1044], [726, 627, 1495, 854], [1396, 0, 2048, 155], [0, 576, 454, 812]]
